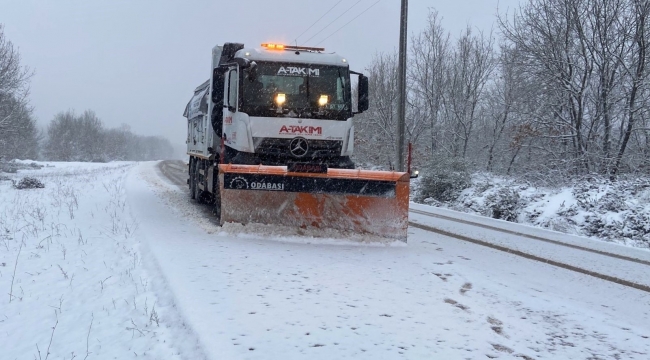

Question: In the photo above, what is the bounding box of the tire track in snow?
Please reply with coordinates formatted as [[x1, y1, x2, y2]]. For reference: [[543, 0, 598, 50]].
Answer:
[[408, 220, 650, 294], [410, 208, 650, 266], [159, 160, 188, 188]]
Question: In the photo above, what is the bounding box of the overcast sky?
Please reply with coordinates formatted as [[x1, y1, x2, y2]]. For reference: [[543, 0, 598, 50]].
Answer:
[[1, 0, 522, 156]]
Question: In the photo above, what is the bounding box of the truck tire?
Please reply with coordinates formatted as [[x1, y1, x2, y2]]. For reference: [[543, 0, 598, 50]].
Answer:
[[212, 176, 221, 222], [333, 156, 355, 169], [194, 159, 205, 204], [189, 158, 197, 200]]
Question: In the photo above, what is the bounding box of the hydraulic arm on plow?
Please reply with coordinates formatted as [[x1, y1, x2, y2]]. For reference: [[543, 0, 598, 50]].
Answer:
[[184, 42, 411, 241]]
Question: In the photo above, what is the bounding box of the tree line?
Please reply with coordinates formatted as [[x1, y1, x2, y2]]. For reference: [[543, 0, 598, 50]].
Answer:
[[43, 110, 174, 162], [0, 25, 174, 163], [355, 0, 650, 182]]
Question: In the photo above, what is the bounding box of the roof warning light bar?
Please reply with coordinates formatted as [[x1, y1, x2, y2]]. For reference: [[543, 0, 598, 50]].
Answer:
[[261, 43, 325, 52]]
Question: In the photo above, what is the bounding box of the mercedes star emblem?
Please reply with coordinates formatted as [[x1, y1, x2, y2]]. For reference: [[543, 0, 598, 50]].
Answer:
[[289, 137, 309, 157]]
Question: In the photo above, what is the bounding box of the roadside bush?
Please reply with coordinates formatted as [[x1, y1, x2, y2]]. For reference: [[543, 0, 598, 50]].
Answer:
[[0, 161, 18, 173], [416, 156, 471, 203], [13, 176, 44, 189], [484, 187, 520, 222], [0, 160, 43, 174], [561, 177, 650, 247], [623, 210, 650, 246], [413, 168, 650, 248]]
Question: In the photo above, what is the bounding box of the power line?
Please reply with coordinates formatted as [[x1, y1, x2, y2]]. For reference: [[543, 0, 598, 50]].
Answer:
[[294, 0, 343, 45], [315, 0, 381, 46], [302, 0, 363, 45]]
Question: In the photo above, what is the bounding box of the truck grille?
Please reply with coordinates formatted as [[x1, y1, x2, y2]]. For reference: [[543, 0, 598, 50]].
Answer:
[[253, 138, 343, 159]]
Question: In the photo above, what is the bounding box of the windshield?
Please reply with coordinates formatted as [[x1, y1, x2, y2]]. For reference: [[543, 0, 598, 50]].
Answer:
[[241, 62, 351, 120]]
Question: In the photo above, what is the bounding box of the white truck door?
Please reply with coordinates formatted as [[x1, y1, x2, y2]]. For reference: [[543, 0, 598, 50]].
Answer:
[[223, 67, 253, 153], [223, 68, 238, 148]]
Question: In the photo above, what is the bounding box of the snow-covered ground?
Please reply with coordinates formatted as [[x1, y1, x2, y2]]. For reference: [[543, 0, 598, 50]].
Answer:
[[0, 161, 206, 359], [415, 173, 650, 249], [131, 161, 650, 359], [410, 203, 650, 290], [3, 161, 650, 359]]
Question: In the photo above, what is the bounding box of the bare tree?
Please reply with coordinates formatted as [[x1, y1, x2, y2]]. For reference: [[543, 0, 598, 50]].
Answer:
[[0, 95, 39, 160], [482, 45, 529, 171], [442, 26, 496, 159], [355, 52, 400, 168], [44, 110, 105, 161], [0, 24, 32, 134], [584, 0, 630, 174], [409, 9, 450, 155], [44, 111, 78, 161], [0, 24, 38, 162], [612, 0, 650, 177], [77, 110, 105, 161], [499, 0, 600, 175]]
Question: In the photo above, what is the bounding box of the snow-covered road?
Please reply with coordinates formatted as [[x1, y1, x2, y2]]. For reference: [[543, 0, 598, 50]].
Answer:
[[410, 207, 650, 293], [129, 161, 650, 359]]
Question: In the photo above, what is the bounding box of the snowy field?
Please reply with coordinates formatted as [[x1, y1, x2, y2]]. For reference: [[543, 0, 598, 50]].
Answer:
[[0, 162, 206, 359], [2, 161, 649, 359]]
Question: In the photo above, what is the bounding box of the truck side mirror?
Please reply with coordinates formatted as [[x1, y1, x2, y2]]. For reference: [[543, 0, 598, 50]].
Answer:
[[358, 75, 369, 113], [248, 61, 258, 82]]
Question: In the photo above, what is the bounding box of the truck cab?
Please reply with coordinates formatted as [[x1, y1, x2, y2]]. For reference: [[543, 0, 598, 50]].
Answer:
[[186, 42, 368, 169]]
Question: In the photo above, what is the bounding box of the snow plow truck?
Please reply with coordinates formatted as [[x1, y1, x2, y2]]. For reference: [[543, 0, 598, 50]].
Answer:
[[184, 42, 410, 241]]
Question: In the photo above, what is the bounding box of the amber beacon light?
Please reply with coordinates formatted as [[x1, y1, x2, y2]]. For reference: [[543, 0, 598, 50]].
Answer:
[[261, 43, 326, 52], [261, 43, 285, 50]]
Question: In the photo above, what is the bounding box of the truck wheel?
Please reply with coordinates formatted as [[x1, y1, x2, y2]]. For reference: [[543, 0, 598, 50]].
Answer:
[[333, 156, 355, 169], [189, 159, 197, 200], [194, 159, 205, 204], [212, 184, 221, 222]]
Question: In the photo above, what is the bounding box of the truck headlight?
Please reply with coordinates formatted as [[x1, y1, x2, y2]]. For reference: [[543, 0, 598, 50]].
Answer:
[[275, 93, 286, 106], [318, 95, 329, 106]]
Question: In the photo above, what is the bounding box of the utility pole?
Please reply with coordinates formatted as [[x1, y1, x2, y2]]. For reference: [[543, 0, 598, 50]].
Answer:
[[396, 0, 408, 172]]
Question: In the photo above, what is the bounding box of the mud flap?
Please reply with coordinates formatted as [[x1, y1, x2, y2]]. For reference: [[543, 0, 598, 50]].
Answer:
[[218, 164, 410, 241]]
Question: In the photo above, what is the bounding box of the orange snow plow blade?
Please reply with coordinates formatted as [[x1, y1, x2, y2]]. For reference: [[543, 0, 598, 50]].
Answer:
[[218, 164, 410, 241]]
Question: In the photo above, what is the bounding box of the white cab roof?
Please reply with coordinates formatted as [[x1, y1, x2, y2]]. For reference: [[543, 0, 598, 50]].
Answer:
[[235, 47, 349, 67]]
